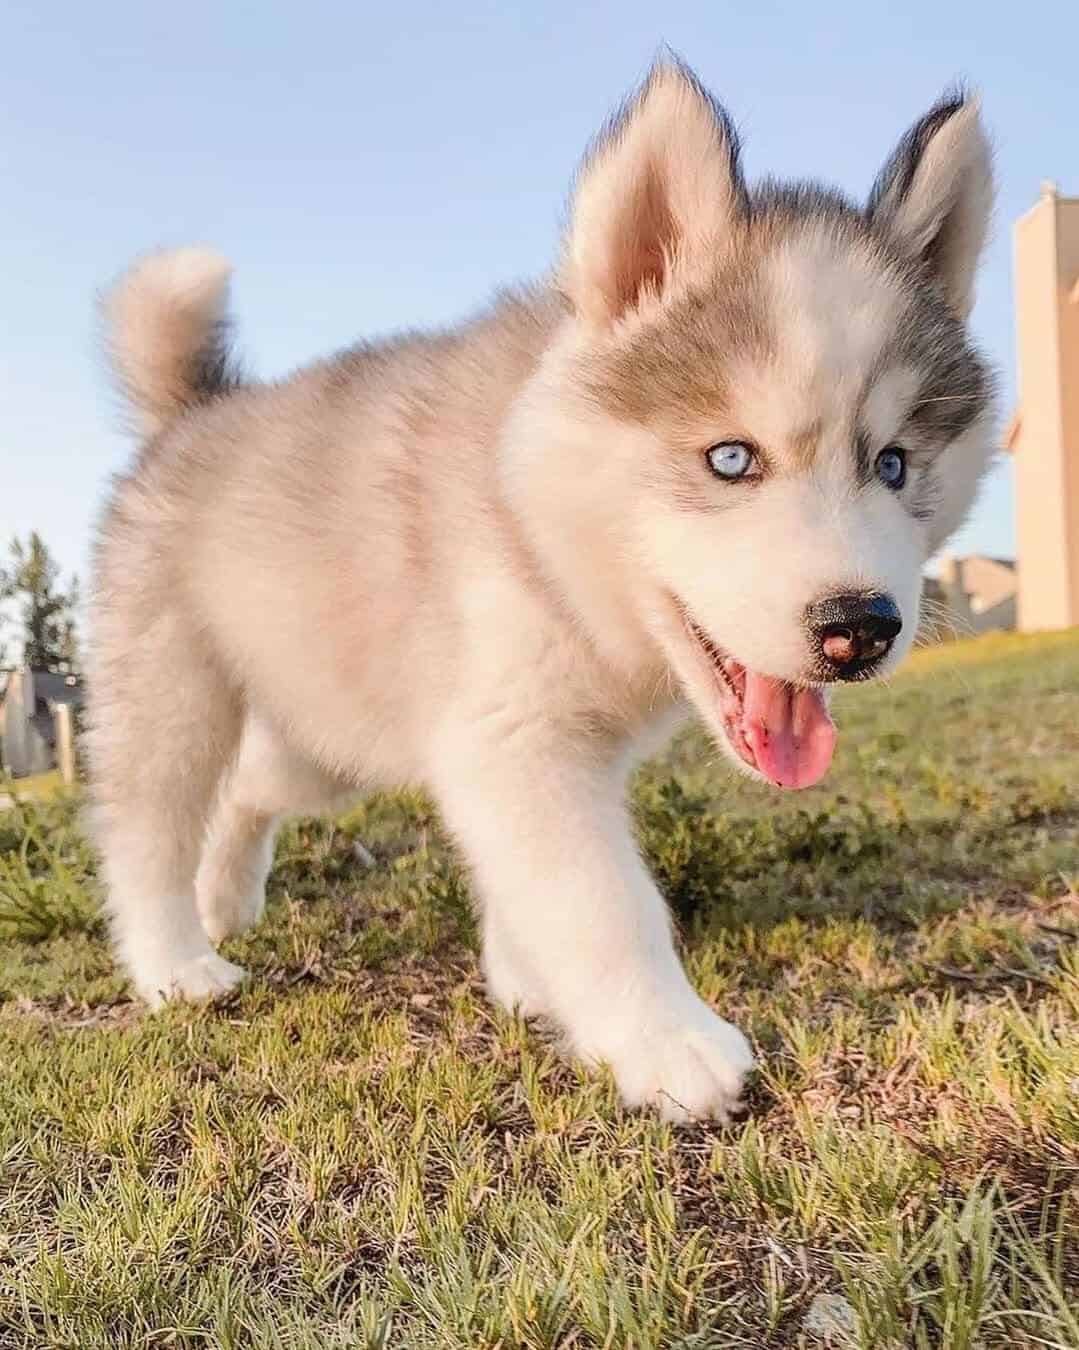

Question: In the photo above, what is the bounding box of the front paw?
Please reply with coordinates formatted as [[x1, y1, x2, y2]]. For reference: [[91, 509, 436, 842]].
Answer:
[[134, 950, 248, 1009], [569, 996, 755, 1123]]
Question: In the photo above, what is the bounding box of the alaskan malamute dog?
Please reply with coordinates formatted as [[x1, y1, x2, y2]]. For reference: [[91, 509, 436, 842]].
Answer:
[[90, 61, 996, 1119]]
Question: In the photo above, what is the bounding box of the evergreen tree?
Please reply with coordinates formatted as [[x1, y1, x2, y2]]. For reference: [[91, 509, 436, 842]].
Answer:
[[0, 532, 81, 670]]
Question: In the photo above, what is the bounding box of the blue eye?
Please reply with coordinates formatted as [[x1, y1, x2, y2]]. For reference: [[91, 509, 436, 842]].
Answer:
[[875, 446, 907, 489], [706, 441, 758, 481]]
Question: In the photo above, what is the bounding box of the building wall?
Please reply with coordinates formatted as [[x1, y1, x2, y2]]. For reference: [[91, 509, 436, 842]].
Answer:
[[1060, 200, 1079, 621], [1013, 187, 1079, 630]]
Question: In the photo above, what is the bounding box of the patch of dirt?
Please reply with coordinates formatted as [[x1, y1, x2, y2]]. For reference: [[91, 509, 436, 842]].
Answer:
[[1, 994, 143, 1030]]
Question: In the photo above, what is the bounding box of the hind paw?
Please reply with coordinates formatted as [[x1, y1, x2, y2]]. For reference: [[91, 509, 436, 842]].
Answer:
[[198, 886, 266, 944]]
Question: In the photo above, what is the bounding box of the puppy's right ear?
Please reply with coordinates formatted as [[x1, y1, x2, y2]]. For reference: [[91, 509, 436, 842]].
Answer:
[[561, 61, 746, 328]]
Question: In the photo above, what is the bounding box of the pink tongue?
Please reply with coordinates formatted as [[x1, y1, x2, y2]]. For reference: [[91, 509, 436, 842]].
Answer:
[[741, 673, 836, 790]]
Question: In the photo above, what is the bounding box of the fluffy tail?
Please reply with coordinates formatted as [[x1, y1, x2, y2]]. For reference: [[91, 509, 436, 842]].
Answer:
[[103, 247, 241, 438]]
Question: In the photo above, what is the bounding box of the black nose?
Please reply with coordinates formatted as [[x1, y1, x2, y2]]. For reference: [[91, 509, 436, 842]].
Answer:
[[805, 593, 902, 680]]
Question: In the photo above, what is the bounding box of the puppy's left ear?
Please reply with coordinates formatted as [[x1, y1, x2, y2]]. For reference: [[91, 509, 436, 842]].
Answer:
[[867, 93, 993, 318]]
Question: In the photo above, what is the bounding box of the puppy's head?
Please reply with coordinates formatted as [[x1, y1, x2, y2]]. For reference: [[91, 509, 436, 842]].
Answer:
[[512, 61, 997, 789]]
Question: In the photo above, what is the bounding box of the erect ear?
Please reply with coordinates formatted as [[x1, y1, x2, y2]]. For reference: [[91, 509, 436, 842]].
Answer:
[[561, 61, 746, 327], [866, 92, 993, 318]]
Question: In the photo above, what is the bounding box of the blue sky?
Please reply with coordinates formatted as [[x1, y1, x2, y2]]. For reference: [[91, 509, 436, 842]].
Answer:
[[2, 0, 1076, 590]]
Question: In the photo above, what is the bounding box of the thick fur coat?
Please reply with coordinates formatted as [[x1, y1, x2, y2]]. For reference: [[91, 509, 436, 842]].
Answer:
[[89, 62, 996, 1119]]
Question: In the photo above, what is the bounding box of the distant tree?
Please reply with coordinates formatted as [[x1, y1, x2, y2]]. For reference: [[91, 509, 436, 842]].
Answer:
[[54, 574, 82, 671], [0, 532, 81, 670]]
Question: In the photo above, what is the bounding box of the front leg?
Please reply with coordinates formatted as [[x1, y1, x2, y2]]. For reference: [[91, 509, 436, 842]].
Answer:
[[433, 731, 754, 1121]]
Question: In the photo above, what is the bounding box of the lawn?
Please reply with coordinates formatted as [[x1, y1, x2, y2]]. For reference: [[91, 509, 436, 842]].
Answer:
[[1, 630, 1077, 1349], [0, 771, 64, 810]]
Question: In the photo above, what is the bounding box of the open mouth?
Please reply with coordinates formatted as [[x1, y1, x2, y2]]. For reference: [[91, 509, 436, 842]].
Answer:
[[680, 613, 837, 791]]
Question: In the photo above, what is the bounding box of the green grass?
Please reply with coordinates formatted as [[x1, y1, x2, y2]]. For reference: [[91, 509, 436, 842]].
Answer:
[[0, 770, 64, 803], [1, 630, 1077, 1348]]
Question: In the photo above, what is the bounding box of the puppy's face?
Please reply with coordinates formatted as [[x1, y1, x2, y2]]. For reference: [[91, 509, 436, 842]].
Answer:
[[531, 64, 996, 788]]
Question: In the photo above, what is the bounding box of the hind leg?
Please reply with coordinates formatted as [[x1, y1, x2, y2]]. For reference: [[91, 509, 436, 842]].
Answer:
[[196, 802, 276, 945], [89, 607, 245, 1006], [197, 715, 350, 944]]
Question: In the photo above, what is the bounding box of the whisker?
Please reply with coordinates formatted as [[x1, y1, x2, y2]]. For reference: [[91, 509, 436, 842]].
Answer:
[[910, 394, 987, 407], [647, 664, 672, 714]]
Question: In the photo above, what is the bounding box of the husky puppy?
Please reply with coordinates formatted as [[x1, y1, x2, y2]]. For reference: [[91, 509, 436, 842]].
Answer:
[[90, 61, 996, 1119]]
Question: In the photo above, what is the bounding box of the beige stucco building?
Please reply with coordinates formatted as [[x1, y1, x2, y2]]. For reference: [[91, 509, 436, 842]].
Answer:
[[1011, 183, 1079, 631]]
